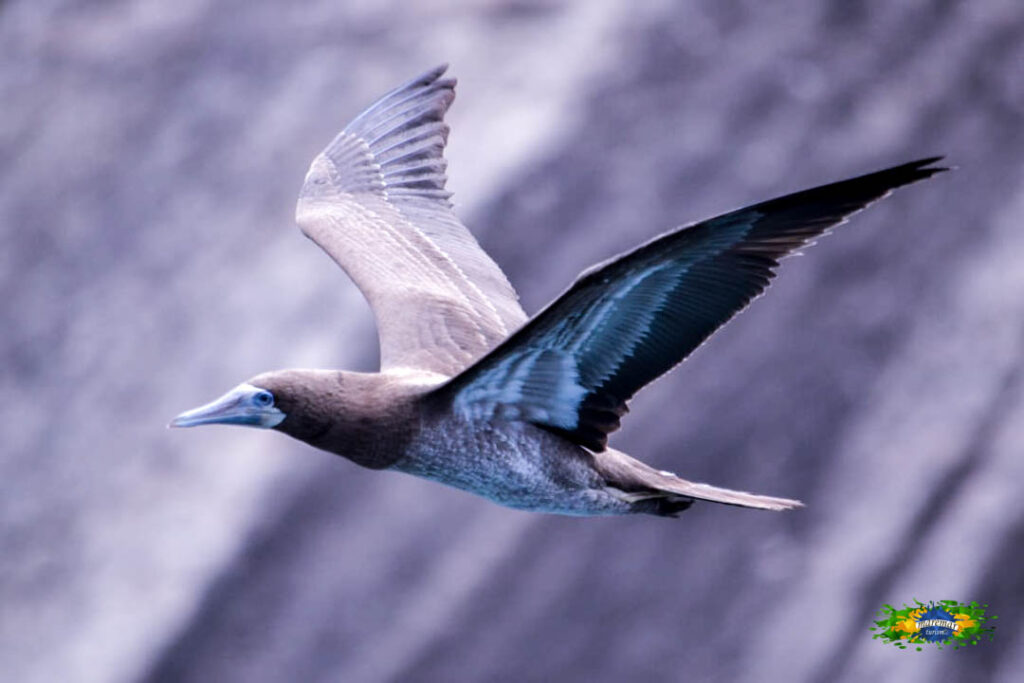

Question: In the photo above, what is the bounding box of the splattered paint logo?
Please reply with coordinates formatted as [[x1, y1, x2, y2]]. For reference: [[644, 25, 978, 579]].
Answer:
[[871, 600, 997, 650]]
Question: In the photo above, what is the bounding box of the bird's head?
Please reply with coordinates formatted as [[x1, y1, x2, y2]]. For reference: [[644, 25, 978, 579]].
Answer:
[[170, 369, 389, 465], [169, 369, 341, 432], [170, 379, 287, 430]]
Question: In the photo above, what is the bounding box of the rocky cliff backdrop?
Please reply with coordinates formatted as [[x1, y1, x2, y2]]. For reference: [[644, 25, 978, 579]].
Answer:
[[2, 1, 1022, 681]]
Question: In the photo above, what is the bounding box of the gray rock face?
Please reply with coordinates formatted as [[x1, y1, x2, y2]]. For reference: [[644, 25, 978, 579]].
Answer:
[[2, 1, 1022, 682]]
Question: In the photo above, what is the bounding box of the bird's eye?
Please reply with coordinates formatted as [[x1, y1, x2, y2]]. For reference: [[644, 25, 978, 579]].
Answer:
[[254, 391, 274, 407]]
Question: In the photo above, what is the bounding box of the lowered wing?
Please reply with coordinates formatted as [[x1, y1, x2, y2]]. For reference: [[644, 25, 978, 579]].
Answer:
[[435, 158, 947, 450]]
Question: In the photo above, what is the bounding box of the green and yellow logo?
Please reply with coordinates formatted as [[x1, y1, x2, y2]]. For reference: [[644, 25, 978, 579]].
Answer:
[[871, 600, 997, 650]]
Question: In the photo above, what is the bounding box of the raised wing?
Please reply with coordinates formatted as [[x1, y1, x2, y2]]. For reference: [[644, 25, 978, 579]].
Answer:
[[436, 158, 947, 450], [295, 65, 526, 376]]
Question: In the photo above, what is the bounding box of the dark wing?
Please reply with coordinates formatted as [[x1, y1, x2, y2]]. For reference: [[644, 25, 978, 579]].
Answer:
[[434, 158, 947, 450], [296, 65, 526, 376]]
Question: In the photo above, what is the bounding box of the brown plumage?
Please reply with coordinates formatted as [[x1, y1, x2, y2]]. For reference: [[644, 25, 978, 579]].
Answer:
[[171, 65, 946, 517], [251, 370, 419, 471]]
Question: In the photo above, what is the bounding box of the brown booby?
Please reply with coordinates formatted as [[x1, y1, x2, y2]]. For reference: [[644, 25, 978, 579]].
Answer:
[[171, 65, 945, 517]]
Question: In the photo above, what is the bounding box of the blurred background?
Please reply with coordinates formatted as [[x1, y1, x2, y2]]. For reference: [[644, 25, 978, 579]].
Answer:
[[2, 1, 1022, 681]]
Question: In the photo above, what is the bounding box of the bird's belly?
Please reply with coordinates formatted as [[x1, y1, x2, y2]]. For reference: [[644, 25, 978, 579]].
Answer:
[[391, 419, 630, 516]]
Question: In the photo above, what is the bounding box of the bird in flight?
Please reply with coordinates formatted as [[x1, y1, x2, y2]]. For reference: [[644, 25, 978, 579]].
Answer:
[[172, 65, 945, 517]]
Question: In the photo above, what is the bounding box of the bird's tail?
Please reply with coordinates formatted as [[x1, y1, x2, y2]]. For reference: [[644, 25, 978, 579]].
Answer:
[[596, 448, 803, 517], [650, 473, 804, 511]]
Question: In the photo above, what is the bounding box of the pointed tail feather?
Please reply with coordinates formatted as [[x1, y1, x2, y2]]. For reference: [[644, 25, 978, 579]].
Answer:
[[653, 473, 803, 511], [596, 448, 803, 515]]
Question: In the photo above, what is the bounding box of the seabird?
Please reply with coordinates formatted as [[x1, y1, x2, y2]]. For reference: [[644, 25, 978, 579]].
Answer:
[[171, 65, 945, 517]]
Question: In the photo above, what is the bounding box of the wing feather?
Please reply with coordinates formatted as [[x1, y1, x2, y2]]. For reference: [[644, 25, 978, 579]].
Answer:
[[436, 158, 948, 450], [295, 65, 526, 375]]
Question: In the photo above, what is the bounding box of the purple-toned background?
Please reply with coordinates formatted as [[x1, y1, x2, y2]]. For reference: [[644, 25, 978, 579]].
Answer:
[[2, 1, 1022, 681]]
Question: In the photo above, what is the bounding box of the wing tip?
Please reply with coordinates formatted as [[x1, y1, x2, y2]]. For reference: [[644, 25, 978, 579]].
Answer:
[[407, 64, 457, 95], [893, 155, 950, 183], [424, 62, 451, 81], [391, 63, 453, 90], [344, 65, 458, 137], [405, 63, 457, 94]]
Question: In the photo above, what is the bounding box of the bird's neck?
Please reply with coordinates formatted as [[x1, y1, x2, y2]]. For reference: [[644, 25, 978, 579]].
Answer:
[[273, 370, 426, 470]]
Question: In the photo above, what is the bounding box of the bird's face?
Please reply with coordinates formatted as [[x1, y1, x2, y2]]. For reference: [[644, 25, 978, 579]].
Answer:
[[170, 381, 286, 430]]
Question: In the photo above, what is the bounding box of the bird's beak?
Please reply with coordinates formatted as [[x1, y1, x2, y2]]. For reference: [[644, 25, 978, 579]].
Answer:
[[169, 384, 284, 429]]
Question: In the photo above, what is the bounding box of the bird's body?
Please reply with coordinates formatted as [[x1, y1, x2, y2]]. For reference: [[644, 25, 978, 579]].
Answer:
[[399, 408, 628, 517], [173, 65, 946, 517], [249, 367, 702, 516]]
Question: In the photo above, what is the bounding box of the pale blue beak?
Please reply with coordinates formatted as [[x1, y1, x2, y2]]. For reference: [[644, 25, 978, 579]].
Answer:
[[170, 383, 285, 429]]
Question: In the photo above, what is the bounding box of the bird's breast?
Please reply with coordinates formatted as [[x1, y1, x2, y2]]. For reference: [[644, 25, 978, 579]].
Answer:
[[392, 417, 607, 512]]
